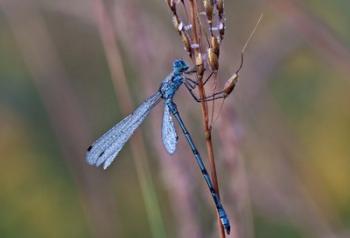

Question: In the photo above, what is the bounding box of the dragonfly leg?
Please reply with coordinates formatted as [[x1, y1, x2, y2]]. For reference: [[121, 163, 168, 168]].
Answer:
[[184, 83, 227, 102], [184, 80, 196, 90], [184, 83, 202, 102], [185, 70, 215, 90], [203, 71, 215, 86], [185, 77, 199, 87]]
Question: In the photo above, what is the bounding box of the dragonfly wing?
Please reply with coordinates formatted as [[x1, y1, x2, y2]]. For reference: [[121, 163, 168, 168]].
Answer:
[[86, 92, 162, 169], [161, 104, 178, 154]]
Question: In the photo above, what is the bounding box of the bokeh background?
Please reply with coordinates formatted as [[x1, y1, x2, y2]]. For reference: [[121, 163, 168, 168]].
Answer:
[[0, 0, 349, 237]]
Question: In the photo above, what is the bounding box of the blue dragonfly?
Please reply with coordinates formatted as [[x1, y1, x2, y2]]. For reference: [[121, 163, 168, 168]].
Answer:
[[86, 60, 231, 234]]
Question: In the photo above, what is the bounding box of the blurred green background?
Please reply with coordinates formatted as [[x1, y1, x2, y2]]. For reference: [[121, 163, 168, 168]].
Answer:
[[0, 0, 349, 237]]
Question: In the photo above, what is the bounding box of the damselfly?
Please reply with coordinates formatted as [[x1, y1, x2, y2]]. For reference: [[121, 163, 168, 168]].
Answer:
[[86, 60, 231, 234]]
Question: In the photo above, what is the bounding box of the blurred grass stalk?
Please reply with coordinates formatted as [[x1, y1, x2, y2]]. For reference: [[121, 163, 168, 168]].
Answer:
[[93, 0, 167, 237], [217, 108, 254, 238], [264, 0, 350, 75], [228, 12, 340, 238], [0, 1, 120, 237]]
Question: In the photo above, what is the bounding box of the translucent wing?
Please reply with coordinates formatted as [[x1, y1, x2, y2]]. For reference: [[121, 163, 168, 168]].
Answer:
[[161, 104, 178, 154], [86, 92, 162, 169]]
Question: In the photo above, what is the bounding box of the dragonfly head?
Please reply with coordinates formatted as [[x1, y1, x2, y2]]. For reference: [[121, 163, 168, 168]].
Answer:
[[172, 59, 189, 74]]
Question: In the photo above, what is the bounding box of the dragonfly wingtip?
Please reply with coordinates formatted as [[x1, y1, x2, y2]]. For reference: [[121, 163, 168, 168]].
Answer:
[[87, 145, 93, 152], [103, 161, 111, 170]]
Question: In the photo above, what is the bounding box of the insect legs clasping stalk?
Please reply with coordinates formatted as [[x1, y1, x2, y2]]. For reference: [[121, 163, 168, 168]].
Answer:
[[86, 60, 231, 234]]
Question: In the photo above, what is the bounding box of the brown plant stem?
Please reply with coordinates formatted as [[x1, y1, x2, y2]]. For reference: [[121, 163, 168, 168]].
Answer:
[[218, 109, 254, 238], [188, 0, 226, 237]]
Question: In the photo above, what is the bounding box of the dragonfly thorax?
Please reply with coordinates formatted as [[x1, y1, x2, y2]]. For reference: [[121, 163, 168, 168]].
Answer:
[[159, 59, 189, 100], [160, 74, 184, 100]]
